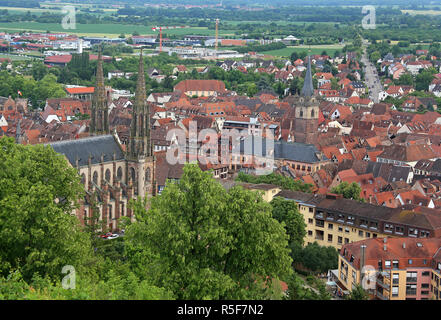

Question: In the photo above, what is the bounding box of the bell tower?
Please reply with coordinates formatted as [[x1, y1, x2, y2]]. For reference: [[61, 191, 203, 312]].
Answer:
[[90, 48, 109, 135], [127, 50, 155, 198], [294, 55, 319, 144]]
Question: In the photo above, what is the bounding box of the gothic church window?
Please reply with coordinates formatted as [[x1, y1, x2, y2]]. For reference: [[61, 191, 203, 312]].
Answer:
[[105, 169, 111, 182], [130, 168, 136, 183]]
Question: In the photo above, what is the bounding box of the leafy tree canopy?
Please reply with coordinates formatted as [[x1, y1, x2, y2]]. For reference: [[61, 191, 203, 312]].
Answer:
[[125, 164, 293, 299]]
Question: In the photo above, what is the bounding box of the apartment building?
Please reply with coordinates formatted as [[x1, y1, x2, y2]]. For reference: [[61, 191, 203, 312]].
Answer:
[[338, 237, 441, 300], [276, 190, 441, 251]]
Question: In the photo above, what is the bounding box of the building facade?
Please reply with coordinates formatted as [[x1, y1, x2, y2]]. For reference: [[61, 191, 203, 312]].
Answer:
[[338, 237, 441, 300], [276, 190, 441, 251]]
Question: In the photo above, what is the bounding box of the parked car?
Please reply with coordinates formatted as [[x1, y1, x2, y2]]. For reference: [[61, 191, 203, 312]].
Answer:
[[100, 232, 112, 239], [107, 234, 119, 240]]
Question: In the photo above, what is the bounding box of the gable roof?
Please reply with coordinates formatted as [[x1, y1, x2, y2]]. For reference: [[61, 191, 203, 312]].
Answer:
[[48, 135, 124, 167]]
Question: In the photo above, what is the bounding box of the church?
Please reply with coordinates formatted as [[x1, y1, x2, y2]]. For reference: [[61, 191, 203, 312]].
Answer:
[[49, 50, 155, 232]]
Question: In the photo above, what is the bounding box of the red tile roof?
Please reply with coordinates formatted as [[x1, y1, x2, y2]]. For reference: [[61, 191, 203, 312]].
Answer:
[[66, 87, 95, 94]]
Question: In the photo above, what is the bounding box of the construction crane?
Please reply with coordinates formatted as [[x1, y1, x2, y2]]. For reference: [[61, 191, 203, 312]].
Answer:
[[215, 19, 220, 52], [151, 25, 190, 53]]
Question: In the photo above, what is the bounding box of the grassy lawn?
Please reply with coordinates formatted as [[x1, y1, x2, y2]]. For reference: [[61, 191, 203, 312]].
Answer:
[[22, 51, 44, 58], [0, 53, 30, 61]]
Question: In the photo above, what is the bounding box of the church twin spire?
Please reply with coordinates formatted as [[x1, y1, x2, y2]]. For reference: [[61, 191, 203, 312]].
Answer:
[[90, 47, 152, 159]]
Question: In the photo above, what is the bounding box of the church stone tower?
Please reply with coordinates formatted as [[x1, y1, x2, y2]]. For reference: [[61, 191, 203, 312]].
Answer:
[[90, 48, 109, 135], [294, 56, 319, 144], [127, 50, 156, 198]]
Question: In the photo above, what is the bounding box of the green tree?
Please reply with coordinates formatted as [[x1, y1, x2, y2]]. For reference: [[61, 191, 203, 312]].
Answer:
[[345, 284, 369, 300], [247, 83, 258, 97], [395, 73, 414, 86], [369, 51, 381, 63], [330, 77, 340, 90], [270, 197, 306, 247], [290, 51, 299, 62], [236, 172, 312, 193], [331, 182, 364, 202], [290, 242, 338, 273], [415, 68, 436, 91], [31, 62, 48, 81], [0, 137, 93, 282], [125, 164, 293, 299]]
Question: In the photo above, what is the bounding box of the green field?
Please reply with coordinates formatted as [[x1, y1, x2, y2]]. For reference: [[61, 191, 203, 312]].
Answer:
[[0, 22, 233, 37], [262, 45, 345, 57], [0, 54, 30, 61], [225, 20, 344, 26], [0, 6, 61, 14]]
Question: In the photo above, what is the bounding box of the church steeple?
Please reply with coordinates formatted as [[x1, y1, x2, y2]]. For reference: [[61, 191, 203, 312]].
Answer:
[[293, 54, 319, 145], [128, 49, 152, 159], [301, 55, 314, 97], [90, 47, 109, 135]]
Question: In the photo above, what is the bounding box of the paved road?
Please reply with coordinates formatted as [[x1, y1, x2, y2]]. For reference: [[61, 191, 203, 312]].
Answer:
[[361, 41, 383, 103]]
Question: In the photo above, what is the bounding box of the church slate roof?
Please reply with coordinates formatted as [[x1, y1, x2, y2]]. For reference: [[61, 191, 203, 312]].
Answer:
[[274, 141, 328, 163], [48, 135, 125, 167], [240, 138, 328, 164]]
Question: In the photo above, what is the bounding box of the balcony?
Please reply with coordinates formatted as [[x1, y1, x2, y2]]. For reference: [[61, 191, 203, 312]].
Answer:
[[315, 220, 325, 228], [315, 212, 324, 219], [376, 291, 389, 300], [377, 278, 390, 290]]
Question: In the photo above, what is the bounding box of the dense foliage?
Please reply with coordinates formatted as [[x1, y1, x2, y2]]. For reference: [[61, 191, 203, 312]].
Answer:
[[331, 182, 365, 202], [290, 242, 339, 274], [236, 172, 313, 193], [125, 164, 293, 299], [270, 197, 306, 247]]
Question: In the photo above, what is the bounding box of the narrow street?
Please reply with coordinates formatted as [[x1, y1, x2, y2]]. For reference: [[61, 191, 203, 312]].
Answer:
[[361, 39, 383, 103]]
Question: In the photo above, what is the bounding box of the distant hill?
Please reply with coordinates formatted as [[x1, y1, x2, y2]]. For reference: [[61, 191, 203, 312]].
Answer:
[[54, 0, 441, 7]]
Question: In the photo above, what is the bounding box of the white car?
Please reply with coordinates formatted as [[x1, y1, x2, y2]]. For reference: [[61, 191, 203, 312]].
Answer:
[[107, 234, 119, 240]]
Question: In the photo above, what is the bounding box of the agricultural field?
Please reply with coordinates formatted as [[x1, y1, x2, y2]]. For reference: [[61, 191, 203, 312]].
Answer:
[[0, 6, 61, 14], [0, 22, 232, 38]]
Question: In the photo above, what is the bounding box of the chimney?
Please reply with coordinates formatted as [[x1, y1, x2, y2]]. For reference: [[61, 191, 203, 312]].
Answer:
[[383, 237, 387, 244], [360, 245, 367, 281], [383, 244, 387, 251], [403, 242, 406, 249]]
